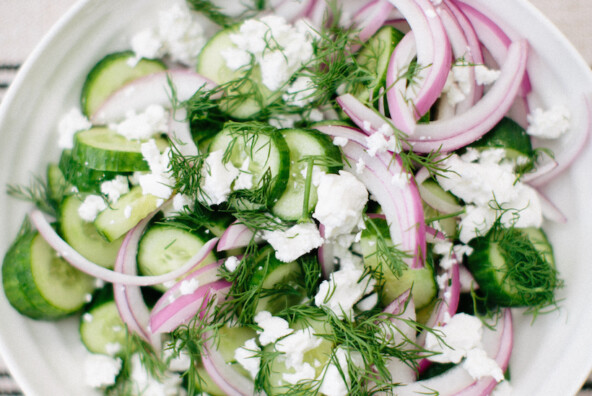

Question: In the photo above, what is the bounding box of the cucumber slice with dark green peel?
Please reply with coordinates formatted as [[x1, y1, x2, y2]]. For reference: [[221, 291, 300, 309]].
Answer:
[[208, 124, 290, 208], [47, 163, 69, 205], [271, 128, 342, 221], [360, 217, 437, 308], [60, 195, 123, 268], [81, 51, 166, 117], [2, 227, 95, 320], [466, 226, 559, 308], [467, 117, 535, 173], [94, 186, 161, 242], [80, 299, 127, 355], [59, 149, 125, 194], [196, 27, 280, 119], [73, 127, 169, 172], [137, 224, 218, 291], [352, 25, 405, 105]]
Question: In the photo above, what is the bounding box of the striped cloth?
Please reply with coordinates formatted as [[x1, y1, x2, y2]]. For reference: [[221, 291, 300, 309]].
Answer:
[[0, 0, 591, 395]]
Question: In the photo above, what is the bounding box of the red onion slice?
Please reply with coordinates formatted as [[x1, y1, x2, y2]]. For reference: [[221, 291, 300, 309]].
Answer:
[[217, 221, 261, 252], [149, 279, 230, 334], [444, 0, 484, 103], [91, 69, 218, 124], [528, 95, 592, 187], [29, 209, 219, 286], [151, 261, 223, 315], [399, 309, 512, 395], [408, 40, 528, 153], [386, 0, 452, 119], [454, 0, 531, 97], [352, 0, 395, 45], [202, 331, 255, 396], [316, 125, 426, 267]]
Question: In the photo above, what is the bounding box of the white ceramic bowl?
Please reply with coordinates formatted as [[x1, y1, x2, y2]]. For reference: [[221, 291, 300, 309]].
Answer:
[[0, 1, 591, 395]]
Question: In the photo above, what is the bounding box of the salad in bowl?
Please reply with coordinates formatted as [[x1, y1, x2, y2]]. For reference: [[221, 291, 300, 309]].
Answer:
[[1, 0, 591, 395]]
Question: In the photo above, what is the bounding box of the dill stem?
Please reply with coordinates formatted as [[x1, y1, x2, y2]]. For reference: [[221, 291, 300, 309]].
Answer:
[[424, 209, 466, 223]]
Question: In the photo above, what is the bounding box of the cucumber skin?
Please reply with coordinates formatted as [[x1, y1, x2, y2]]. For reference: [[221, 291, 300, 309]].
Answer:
[[2, 231, 50, 319], [208, 127, 290, 209], [81, 51, 166, 117], [59, 149, 125, 194], [94, 186, 161, 242], [3, 229, 94, 320], [72, 128, 155, 173], [466, 227, 558, 307]]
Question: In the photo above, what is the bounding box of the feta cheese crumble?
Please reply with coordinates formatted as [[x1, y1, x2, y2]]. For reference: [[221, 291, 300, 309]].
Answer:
[[221, 15, 315, 91], [474, 64, 501, 85], [313, 171, 368, 240], [224, 256, 240, 272], [138, 139, 175, 199], [254, 311, 293, 346], [263, 222, 324, 262], [526, 105, 571, 139], [57, 107, 92, 149], [78, 195, 107, 222], [108, 104, 168, 141], [100, 175, 130, 203], [129, 354, 185, 396], [283, 76, 316, 107], [424, 313, 483, 364], [199, 150, 239, 205], [436, 148, 542, 243], [314, 263, 376, 319], [319, 348, 364, 396], [234, 338, 261, 379], [85, 354, 122, 388], [130, 2, 206, 67]]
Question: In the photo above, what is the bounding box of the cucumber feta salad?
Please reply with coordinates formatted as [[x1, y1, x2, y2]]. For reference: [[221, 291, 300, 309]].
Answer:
[[2, 0, 582, 395]]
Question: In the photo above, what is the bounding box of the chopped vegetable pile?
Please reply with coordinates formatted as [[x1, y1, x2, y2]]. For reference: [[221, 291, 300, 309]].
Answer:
[[3, 0, 586, 395]]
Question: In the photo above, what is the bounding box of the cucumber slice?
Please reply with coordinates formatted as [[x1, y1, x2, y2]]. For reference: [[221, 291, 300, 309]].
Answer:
[[208, 124, 290, 208], [467, 117, 534, 172], [80, 299, 127, 355], [248, 248, 304, 314], [73, 127, 169, 172], [196, 27, 279, 119], [360, 218, 437, 308], [59, 149, 125, 194], [94, 186, 161, 242], [271, 128, 342, 221], [81, 51, 166, 117], [137, 224, 217, 291], [466, 226, 559, 308], [265, 316, 333, 393], [47, 163, 69, 204], [352, 26, 405, 104], [2, 227, 95, 320], [60, 195, 123, 268]]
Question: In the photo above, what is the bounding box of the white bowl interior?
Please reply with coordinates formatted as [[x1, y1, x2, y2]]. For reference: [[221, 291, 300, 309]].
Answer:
[[0, 0, 591, 395]]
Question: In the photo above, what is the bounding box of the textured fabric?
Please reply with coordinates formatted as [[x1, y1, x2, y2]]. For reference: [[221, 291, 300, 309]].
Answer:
[[0, 0, 590, 395]]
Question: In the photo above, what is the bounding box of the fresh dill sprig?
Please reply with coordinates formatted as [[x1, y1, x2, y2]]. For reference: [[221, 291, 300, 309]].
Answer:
[[185, 0, 234, 27], [167, 298, 222, 395], [7, 174, 61, 217], [363, 216, 411, 278]]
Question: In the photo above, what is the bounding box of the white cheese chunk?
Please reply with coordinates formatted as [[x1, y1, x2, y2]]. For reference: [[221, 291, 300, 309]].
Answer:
[[84, 353, 122, 388], [234, 338, 261, 380], [313, 171, 368, 240], [254, 311, 293, 346], [526, 105, 571, 139], [199, 150, 239, 206], [58, 107, 92, 149], [263, 222, 324, 263], [78, 195, 107, 222]]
